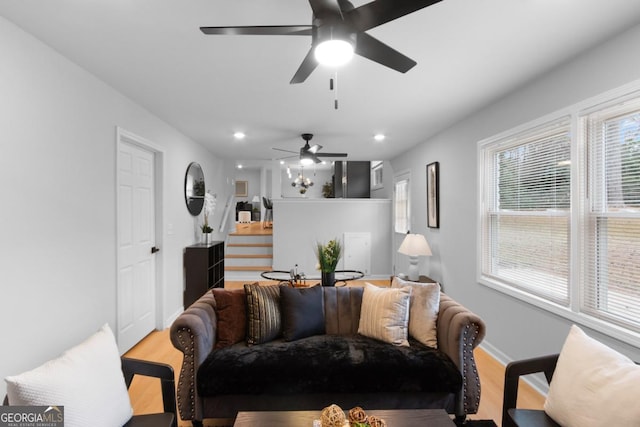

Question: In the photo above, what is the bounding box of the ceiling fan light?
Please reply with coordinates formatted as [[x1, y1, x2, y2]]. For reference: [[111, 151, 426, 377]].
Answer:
[[300, 157, 314, 166], [314, 39, 354, 67]]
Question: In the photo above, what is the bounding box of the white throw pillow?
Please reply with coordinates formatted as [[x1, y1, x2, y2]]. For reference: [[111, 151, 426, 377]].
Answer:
[[543, 324, 640, 427], [391, 276, 440, 348], [358, 283, 411, 347], [5, 324, 133, 427]]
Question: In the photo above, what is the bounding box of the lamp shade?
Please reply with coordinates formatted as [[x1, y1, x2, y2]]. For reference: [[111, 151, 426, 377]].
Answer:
[[398, 233, 432, 257], [252, 196, 260, 203]]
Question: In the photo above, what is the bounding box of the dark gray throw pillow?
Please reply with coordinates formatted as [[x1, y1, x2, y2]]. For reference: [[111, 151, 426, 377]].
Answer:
[[280, 285, 325, 341]]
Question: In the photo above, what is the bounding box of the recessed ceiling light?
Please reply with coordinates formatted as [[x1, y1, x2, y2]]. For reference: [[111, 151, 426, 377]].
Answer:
[[279, 160, 285, 165], [374, 134, 386, 142], [237, 164, 243, 169], [233, 132, 246, 140]]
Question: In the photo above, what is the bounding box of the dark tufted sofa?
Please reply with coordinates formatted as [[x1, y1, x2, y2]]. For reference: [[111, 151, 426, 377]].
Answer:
[[170, 286, 485, 426]]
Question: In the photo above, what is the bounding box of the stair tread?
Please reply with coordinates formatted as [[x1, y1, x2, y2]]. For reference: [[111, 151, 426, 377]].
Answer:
[[226, 254, 273, 259], [227, 243, 273, 247], [229, 232, 273, 237], [225, 266, 272, 271]]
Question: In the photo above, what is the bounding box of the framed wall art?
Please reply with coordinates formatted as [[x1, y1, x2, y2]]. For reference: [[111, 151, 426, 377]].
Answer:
[[426, 162, 439, 228], [235, 180, 248, 197]]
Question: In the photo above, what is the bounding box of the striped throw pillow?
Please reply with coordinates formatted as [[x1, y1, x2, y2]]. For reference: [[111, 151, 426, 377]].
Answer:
[[244, 283, 281, 345], [358, 283, 411, 346]]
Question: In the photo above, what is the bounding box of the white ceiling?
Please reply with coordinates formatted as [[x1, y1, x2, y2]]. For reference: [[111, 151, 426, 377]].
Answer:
[[2, 0, 640, 168]]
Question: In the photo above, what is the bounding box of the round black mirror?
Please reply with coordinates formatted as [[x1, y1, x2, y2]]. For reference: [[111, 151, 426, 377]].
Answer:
[[185, 162, 205, 216]]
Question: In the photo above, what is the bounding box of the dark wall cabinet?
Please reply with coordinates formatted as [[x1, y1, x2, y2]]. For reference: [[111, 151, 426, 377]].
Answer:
[[333, 161, 371, 198], [184, 241, 224, 308]]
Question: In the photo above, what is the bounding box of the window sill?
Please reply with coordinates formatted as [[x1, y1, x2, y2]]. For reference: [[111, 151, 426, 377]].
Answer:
[[478, 274, 640, 350]]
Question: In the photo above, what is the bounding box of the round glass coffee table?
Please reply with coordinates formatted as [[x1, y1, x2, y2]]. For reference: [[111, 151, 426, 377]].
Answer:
[[260, 269, 364, 287]]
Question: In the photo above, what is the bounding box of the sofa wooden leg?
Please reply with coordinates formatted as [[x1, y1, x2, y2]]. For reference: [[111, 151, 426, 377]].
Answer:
[[191, 421, 203, 427]]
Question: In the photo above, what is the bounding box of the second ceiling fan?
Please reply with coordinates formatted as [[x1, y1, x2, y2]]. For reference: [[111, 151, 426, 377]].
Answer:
[[274, 133, 347, 165], [200, 0, 442, 84]]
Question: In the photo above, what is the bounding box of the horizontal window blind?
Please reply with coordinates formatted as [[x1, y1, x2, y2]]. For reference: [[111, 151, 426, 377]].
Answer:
[[481, 117, 571, 304], [584, 97, 640, 331]]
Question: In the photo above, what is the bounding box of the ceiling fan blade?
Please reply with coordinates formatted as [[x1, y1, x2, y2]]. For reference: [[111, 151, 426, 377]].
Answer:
[[200, 25, 312, 36], [308, 144, 323, 154], [312, 154, 322, 163], [317, 152, 348, 157], [290, 48, 319, 84], [346, 0, 442, 32], [272, 148, 299, 154], [355, 32, 416, 73], [309, 0, 343, 20]]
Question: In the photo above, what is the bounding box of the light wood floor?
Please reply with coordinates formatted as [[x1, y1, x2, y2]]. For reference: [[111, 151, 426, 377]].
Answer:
[[229, 221, 273, 236], [124, 280, 544, 426]]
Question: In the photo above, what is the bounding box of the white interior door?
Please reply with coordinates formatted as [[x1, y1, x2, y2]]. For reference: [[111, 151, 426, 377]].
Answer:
[[117, 140, 156, 352], [393, 171, 411, 276]]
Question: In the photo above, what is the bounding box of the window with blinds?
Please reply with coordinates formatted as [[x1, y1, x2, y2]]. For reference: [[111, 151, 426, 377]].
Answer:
[[479, 88, 640, 340], [480, 118, 572, 304], [583, 97, 640, 331], [394, 177, 410, 234]]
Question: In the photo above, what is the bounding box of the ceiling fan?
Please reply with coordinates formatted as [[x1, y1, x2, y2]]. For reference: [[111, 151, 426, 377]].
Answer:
[[200, 0, 442, 84], [273, 133, 347, 165]]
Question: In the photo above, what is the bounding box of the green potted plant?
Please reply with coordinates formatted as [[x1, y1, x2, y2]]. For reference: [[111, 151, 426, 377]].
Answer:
[[315, 238, 342, 286], [321, 181, 334, 198]]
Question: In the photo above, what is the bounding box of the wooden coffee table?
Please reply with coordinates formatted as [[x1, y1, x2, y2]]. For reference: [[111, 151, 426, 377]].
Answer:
[[233, 409, 456, 426]]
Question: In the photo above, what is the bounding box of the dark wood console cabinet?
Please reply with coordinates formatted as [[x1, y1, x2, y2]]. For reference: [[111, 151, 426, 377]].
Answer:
[[184, 241, 224, 308]]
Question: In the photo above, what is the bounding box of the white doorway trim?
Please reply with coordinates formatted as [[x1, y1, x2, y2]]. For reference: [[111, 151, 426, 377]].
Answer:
[[116, 127, 165, 350]]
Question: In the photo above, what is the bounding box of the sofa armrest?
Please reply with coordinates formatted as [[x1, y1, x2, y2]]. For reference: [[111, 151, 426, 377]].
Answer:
[[437, 293, 486, 418], [169, 293, 217, 422]]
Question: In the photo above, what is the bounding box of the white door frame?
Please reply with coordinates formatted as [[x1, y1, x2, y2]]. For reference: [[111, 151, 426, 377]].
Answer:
[[116, 127, 165, 343]]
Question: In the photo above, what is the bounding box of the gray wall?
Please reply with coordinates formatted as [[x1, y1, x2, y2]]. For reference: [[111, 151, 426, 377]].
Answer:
[[390, 23, 640, 366], [0, 16, 234, 395], [235, 168, 261, 205], [272, 199, 392, 277]]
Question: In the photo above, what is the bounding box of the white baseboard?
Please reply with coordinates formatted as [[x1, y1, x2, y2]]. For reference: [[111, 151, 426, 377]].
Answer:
[[164, 306, 184, 329], [479, 340, 550, 397]]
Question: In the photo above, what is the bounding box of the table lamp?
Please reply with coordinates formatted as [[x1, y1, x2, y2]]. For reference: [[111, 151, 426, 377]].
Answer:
[[398, 233, 432, 281]]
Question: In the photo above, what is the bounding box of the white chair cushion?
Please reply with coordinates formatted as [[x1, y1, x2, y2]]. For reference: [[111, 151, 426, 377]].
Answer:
[[544, 324, 640, 427], [358, 283, 411, 347], [5, 324, 133, 427]]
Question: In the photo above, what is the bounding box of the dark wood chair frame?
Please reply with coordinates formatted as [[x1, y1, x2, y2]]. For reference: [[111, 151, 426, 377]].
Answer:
[[502, 353, 560, 427]]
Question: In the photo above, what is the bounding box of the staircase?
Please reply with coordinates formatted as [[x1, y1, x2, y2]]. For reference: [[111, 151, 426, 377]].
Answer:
[[224, 223, 273, 281]]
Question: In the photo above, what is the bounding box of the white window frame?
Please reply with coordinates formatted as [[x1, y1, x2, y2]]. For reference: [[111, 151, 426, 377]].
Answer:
[[479, 116, 572, 305], [477, 80, 640, 348]]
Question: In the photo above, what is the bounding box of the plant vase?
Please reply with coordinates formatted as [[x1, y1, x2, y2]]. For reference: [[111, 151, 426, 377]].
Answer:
[[203, 232, 211, 245], [321, 271, 335, 287]]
